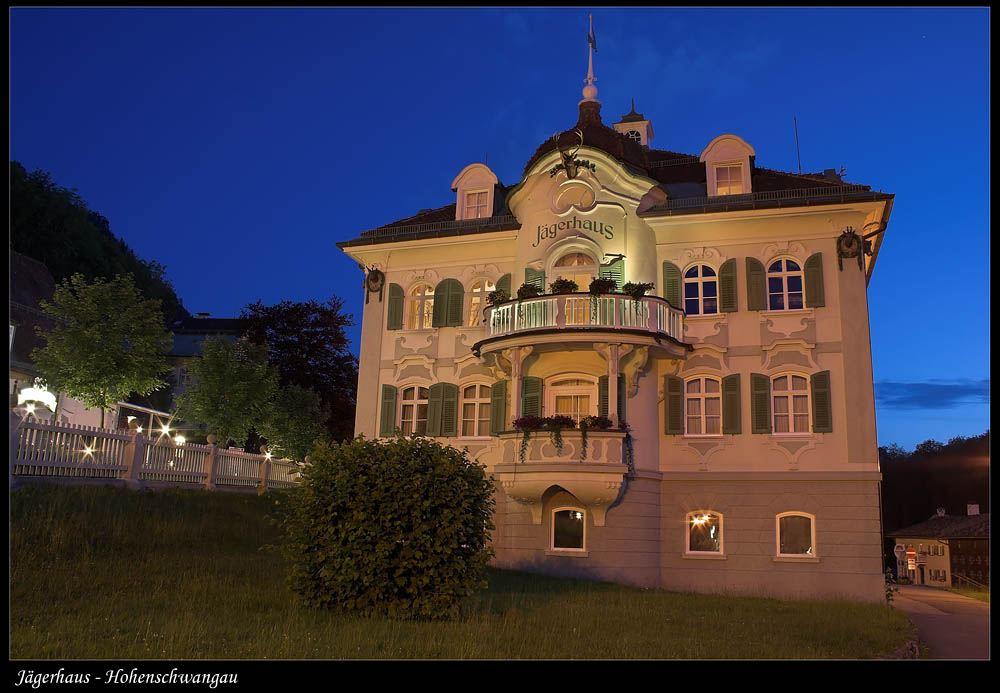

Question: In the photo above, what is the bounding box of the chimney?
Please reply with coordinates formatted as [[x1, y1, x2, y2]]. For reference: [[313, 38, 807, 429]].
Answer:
[[936, 507, 946, 517], [967, 504, 980, 516], [822, 168, 842, 182]]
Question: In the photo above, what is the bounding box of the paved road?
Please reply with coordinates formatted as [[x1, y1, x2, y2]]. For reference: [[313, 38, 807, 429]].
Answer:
[[891, 585, 990, 659]]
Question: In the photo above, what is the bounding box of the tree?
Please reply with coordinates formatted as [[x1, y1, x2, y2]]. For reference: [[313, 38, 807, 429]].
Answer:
[[242, 297, 358, 441], [175, 337, 278, 446], [257, 384, 330, 461], [277, 436, 496, 620], [32, 273, 172, 427]]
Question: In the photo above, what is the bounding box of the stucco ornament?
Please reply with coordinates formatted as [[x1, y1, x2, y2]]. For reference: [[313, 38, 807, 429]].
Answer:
[[548, 129, 596, 179], [836, 226, 871, 271]]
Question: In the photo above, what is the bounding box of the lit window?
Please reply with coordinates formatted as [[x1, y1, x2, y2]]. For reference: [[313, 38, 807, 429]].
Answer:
[[465, 190, 489, 219], [715, 164, 743, 195], [685, 377, 721, 436], [406, 284, 434, 330], [772, 374, 809, 434], [683, 265, 718, 315], [547, 377, 597, 423], [400, 386, 429, 435], [777, 513, 815, 556], [467, 279, 496, 327], [625, 130, 641, 143], [687, 511, 723, 554], [461, 384, 492, 437], [553, 252, 597, 291], [767, 259, 804, 311], [552, 508, 586, 551]]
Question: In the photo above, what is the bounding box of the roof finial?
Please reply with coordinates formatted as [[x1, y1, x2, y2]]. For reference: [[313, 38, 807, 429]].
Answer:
[[581, 14, 599, 104]]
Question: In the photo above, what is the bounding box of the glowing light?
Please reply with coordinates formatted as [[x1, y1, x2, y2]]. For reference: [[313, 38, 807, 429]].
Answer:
[[161, 425, 171, 436], [174, 435, 186, 446], [18, 380, 57, 412], [168, 460, 175, 468], [265, 451, 273, 460], [25, 403, 36, 414], [137, 426, 143, 433], [83, 446, 94, 456]]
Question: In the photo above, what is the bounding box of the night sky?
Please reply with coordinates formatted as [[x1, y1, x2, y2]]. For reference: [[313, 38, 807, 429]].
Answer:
[[10, 8, 989, 450]]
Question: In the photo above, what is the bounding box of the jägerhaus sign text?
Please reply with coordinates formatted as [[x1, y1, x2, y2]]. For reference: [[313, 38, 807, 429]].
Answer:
[[532, 215, 614, 247]]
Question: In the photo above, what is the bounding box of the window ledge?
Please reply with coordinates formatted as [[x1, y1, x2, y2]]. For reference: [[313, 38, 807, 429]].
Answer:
[[684, 313, 726, 321], [772, 556, 820, 563], [545, 550, 589, 558], [682, 553, 727, 560], [683, 434, 724, 440], [760, 308, 814, 318], [768, 434, 815, 440]]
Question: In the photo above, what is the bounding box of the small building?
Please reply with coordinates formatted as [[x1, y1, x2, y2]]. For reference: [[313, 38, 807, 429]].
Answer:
[[166, 313, 245, 405], [888, 509, 990, 588]]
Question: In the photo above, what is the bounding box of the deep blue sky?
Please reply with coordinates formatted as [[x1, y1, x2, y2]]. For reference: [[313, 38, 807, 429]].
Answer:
[[10, 8, 989, 450]]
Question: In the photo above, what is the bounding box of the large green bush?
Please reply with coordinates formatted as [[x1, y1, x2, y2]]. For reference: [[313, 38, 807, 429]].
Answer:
[[278, 436, 496, 620]]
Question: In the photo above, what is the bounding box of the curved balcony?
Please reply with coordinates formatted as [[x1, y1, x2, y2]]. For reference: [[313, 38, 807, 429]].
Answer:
[[474, 293, 689, 357]]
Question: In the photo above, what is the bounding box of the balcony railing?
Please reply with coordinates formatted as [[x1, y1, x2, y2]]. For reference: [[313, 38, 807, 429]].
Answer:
[[484, 293, 684, 342]]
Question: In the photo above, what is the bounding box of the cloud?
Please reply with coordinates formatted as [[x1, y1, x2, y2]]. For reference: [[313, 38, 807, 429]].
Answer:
[[875, 379, 990, 410]]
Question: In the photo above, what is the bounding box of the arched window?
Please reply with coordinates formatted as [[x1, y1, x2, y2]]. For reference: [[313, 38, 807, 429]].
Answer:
[[460, 383, 492, 437], [772, 374, 809, 434], [546, 376, 598, 423], [553, 252, 598, 291], [625, 130, 641, 143], [683, 265, 718, 315], [399, 385, 429, 435], [776, 512, 816, 556], [686, 511, 723, 554], [685, 376, 721, 436], [467, 279, 496, 327], [552, 507, 586, 551], [406, 284, 434, 330], [767, 259, 804, 311]]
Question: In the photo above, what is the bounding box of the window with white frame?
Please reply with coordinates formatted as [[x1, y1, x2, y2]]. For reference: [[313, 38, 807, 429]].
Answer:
[[767, 259, 804, 311], [683, 265, 718, 315], [460, 384, 492, 438], [553, 252, 598, 291], [685, 377, 722, 436], [552, 507, 586, 551], [772, 374, 810, 434], [467, 278, 496, 327], [547, 377, 598, 423], [687, 511, 723, 554], [464, 190, 489, 219], [399, 386, 429, 435], [625, 130, 641, 143], [406, 284, 435, 330], [715, 164, 743, 195], [777, 512, 816, 556]]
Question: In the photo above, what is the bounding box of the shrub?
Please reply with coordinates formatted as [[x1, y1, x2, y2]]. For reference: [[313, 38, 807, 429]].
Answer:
[[516, 283, 541, 300], [588, 276, 617, 295], [548, 278, 579, 294], [486, 288, 509, 306], [277, 436, 496, 620]]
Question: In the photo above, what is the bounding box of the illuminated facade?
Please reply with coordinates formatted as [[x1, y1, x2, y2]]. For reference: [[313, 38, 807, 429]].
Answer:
[[338, 46, 894, 601]]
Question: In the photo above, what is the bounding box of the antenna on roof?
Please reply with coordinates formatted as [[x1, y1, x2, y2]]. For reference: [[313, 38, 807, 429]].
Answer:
[[794, 116, 802, 174]]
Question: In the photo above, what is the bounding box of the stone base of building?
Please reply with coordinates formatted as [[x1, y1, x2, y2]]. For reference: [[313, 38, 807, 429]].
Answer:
[[489, 475, 885, 603]]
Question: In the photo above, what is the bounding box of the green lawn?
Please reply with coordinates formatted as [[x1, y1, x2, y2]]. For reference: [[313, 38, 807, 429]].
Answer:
[[943, 587, 990, 603], [11, 484, 913, 659]]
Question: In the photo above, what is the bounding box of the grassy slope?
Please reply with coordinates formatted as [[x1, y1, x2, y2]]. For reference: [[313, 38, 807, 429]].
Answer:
[[10, 484, 913, 659]]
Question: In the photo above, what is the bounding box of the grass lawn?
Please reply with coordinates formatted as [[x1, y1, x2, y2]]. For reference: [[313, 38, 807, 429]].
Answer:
[[943, 587, 990, 603], [11, 484, 913, 659]]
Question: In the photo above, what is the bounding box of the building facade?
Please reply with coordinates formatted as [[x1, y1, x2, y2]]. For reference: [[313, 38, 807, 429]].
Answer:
[[338, 55, 894, 601], [888, 510, 990, 588]]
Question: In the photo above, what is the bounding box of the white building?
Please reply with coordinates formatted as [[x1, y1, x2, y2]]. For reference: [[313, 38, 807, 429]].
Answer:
[[338, 37, 893, 601]]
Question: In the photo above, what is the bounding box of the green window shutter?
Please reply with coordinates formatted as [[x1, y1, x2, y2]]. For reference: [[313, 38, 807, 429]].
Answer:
[[599, 258, 624, 291], [387, 284, 404, 330], [525, 268, 545, 293], [432, 279, 464, 327], [379, 384, 398, 437], [719, 259, 738, 313], [490, 380, 508, 435], [722, 374, 741, 434], [811, 370, 832, 433], [441, 383, 459, 437], [617, 372, 626, 426], [496, 273, 511, 296], [804, 253, 825, 308], [522, 376, 543, 417], [598, 375, 609, 418], [664, 375, 683, 435], [750, 373, 771, 434], [426, 383, 444, 436], [746, 258, 766, 311], [662, 262, 681, 308]]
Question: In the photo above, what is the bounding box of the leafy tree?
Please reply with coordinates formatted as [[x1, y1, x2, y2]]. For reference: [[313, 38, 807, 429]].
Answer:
[[175, 337, 278, 446], [242, 297, 358, 441], [913, 439, 945, 456], [257, 384, 330, 462], [278, 436, 496, 620], [32, 273, 172, 427]]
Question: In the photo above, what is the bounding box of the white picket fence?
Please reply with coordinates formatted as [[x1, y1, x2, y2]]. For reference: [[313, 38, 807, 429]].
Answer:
[[9, 415, 302, 492]]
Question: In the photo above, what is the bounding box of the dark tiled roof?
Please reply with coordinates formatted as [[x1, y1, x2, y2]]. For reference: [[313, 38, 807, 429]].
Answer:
[[169, 316, 245, 334], [751, 167, 851, 192], [9, 251, 59, 371], [887, 514, 990, 540]]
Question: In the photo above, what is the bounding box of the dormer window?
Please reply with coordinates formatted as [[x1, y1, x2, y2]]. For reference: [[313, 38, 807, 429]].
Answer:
[[464, 190, 489, 219], [452, 163, 500, 221], [714, 164, 744, 195]]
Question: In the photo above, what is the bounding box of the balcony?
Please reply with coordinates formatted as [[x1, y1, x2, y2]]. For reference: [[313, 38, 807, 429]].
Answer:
[[474, 293, 688, 358]]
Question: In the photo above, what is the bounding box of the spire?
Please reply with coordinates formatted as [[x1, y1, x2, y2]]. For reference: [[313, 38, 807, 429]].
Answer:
[[581, 14, 599, 105]]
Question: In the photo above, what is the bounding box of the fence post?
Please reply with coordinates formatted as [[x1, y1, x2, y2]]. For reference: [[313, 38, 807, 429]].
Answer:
[[258, 445, 270, 494], [122, 430, 148, 490], [10, 411, 23, 484], [204, 434, 218, 491]]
